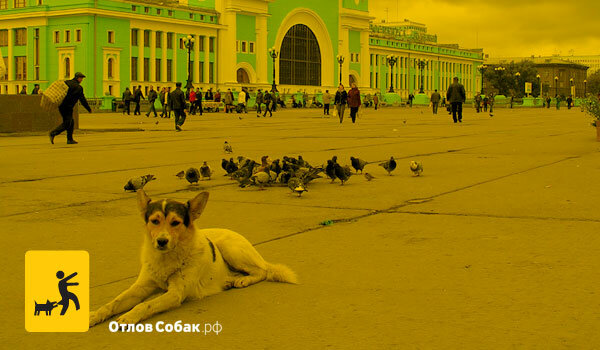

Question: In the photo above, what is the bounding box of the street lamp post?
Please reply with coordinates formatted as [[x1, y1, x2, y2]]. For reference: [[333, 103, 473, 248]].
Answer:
[[416, 58, 429, 94], [584, 79, 587, 96], [554, 76, 559, 97], [268, 47, 278, 92], [386, 55, 397, 93], [336, 54, 344, 85], [477, 64, 487, 94], [182, 35, 195, 91], [536, 74, 541, 97], [515, 72, 521, 95]]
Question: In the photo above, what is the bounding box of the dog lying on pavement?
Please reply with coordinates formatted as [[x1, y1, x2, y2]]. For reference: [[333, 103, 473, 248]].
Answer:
[[90, 190, 297, 326]]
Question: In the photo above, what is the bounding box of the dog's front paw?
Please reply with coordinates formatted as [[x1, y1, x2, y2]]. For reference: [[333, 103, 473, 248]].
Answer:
[[89, 310, 106, 327], [117, 311, 143, 325]]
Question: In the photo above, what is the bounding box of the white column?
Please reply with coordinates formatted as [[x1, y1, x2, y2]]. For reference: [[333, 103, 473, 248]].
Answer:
[[173, 33, 177, 83], [150, 30, 156, 82], [138, 29, 144, 82], [359, 30, 370, 89], [193, 34, 200, 84], [218, 10, 237, 84], [161, 32, 167, 83], [256, 15, 268, 84], [204, 36, 210, 83], [7, 27, 14, 81]]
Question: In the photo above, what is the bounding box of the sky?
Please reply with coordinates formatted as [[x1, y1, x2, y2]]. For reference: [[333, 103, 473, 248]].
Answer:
[[368, 0, 600, 58]]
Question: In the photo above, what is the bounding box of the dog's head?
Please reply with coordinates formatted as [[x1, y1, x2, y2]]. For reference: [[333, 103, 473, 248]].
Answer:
[[136, 190, 209, 252]]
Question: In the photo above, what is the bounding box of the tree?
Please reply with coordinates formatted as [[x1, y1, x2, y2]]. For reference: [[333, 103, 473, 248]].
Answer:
[[484, 61, 539, 97], [586, 70, 600, 96]]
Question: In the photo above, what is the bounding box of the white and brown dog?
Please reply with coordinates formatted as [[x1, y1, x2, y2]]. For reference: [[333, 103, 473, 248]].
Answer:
[[90, 190, 297, 326]]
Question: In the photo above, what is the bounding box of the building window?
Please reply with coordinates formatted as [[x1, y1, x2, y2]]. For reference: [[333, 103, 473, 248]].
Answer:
[[200, 15, 205, 21], [76, 29, 82, 42], [179, 38, 185, 50], [235, 40, 239, 53], [63, 57, 70, 78], [168, 10, 173, 16], [189, 13, 193, 19], [156, 9, 161, 15], [15, 28, 27, 46], [53, 31, 60, 43], [209, 37, 214, 53], [15, 56, 26, 80], [144, 7, 149, 13], [166, 32, 173, 49], [2, 56, 8, 80], [107, 31, 114, 44], [14, 0, 25, 8], [210, 16, 214, 22], [0, 0, 7, 9], [65, 30, 71, 43], [143, 58, 149, 81], [279, 24, 321, 86], [166, 59, 172, 82], [241, 41, 247, 53], [131, 5, 136, 11], [107, 58, 114, 79], [155, 58, 161, 81], [131, 57, 138, 81], [237, 68, 249, 84], [155, 32, 162, 48], [209, 62, 214, 83], [199, 61, 204, 82], [198, 36, 204, 51], [143, 30, 150, 47], [249, 42, 255, 54], [0, 30, 7, 47], [131, 29, 138, 46]]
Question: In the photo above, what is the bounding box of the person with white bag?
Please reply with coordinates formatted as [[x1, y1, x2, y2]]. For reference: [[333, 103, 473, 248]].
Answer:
[[48, 72, 92, 144]]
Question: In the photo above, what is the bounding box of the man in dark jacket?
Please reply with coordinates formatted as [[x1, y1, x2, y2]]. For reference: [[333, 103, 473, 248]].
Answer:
[[31, 84, 40, 94], [169, 82, 187, 131], [347, 83, 361, 123], [255, 89, 263, 116], [194, 87, 203, 116], [122, 87, 132, 115], [133, 85, 144, 115], [146, 85, 158, 117], [20, 86, 27, 94], [430, 89, 441, 114], [49, 72, 92, 144], [263, 90, 273, 117], [446, 77, 466, 123], [334, 84, 348, 123]]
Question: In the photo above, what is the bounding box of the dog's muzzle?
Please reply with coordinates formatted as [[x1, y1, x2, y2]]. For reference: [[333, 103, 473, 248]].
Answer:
[[156, 238, 169, 250]]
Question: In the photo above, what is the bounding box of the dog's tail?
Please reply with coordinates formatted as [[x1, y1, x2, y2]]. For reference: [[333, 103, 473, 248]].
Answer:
[[266, 263, 298, 284]]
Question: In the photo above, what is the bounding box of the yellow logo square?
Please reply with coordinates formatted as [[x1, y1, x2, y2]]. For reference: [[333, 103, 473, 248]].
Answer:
[[25, 251, 89, 332]]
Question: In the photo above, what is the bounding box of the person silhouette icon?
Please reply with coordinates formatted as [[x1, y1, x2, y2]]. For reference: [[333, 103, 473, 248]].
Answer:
[[56, 271, 80, 315]]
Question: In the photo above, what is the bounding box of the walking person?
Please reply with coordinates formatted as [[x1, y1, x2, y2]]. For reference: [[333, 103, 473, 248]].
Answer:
[[255, 89, 263, 116], [122, 87, 132, 115], [347, 83, 361, 124], [49, 72, 92, 144], [238, 88, 247, 114], [165, 87, 172, 118], [430, 89, 441, 114], [488, 93, 495, 114], [133, 85, 144, 115], [510, 95, 514, 109], [146, 85, 158, 117], [546, 96, 552, 109], [322, 90, 332, 116], [475, 92, 482, 113], [263, 90, 273, 117], [567, 95, 573, 109], [446, 77, 466, 123], [302, 90, 308, 108], [243, 87, 250, 113], [373, 93, 379, 110], [188, 88, 197, 115], [224, 88, 233, 113], [170, 82, 187, 131], [555, 95, 561, 110], [195, 87, 203, 115], [483, 95, 489, 112], [408, 92, 414, 107], [334, 84, 348, 124]]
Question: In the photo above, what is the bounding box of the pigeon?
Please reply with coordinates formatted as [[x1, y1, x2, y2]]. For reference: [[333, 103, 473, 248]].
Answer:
[[331, 155, 338, 164], [223, 141, 233, 154], [297, 155, 311, 168], [225, 158, 238, 177], [364, 173, 375, 181], [334, 163, 352, 185], [250, 171, 271, 190], [288, 177, 307, 197], [379, 156, 397, 175], [258, 155, 271, 173], [221, 158, 229, 173], [200, 161, 213, 180], [350, 157, 368, 173], [185, 168, 200, 184], [276, 171, 293, 185], [175, 171, 185, 179], [124, 174, 156, 192], [325, 160, 337, 183], [410, 161, 423, 176], [269, 159, 282, 175]]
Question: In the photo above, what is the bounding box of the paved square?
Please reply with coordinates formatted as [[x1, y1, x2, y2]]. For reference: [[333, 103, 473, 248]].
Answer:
[[2, 105, 600, 348]]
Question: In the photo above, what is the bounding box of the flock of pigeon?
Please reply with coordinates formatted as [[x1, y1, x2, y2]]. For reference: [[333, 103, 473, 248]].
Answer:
[[124, 141, 424, 197]]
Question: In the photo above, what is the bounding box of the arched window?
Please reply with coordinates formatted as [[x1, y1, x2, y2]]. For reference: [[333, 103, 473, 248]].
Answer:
[[280, 24, 321, 86], [64, 57, 70, 78], [107, 58, 114, 79], [236, 68, 249, 84]]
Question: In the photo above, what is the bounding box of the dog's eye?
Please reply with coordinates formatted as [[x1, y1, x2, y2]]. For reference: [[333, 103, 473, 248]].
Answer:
[[151, 219, 160, 225], [170, 220, 180, 227]]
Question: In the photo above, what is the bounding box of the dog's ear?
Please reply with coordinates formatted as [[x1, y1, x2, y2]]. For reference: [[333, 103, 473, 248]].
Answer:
[[187, 191, 209, 222], [137, 190, 151, 218]]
